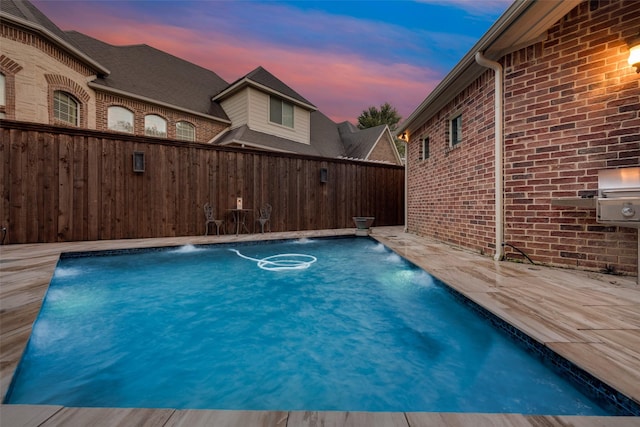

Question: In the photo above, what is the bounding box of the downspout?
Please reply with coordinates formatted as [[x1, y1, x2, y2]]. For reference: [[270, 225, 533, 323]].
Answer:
[[475, 51, 504, 261]]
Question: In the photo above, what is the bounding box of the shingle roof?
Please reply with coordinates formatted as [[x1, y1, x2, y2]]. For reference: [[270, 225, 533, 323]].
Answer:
[[339, 122, 387, 160], [1, 0, 69, 41], [65, 31, 230, 120], [309, 111, 347, 158], [214, 111, 397, 162], [214, 66, 316, 110], [216, 125, 321, 156]]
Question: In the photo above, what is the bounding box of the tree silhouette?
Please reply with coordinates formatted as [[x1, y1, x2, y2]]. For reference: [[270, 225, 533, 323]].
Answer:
[[357, 102, 404, 157]]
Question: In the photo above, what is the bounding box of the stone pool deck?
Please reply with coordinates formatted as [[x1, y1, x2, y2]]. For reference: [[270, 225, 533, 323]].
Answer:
[[1, 226, 639, 426]]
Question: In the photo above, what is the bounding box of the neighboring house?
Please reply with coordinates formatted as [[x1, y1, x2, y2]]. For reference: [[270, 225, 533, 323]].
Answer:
[[397, 0, 639, 274], [0, 0, 230, 142], [0, 0, 401, 165], [212, 66, 402, 163]]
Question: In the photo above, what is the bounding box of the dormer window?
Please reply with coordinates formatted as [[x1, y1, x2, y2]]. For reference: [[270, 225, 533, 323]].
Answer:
[[269, 96, 294, 128]]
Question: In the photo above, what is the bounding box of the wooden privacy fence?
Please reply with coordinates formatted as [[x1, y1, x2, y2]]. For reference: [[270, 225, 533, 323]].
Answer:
[[1, 121, 405, 244]]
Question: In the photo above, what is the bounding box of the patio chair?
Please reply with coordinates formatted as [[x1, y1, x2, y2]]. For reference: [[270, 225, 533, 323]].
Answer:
[[255, 203, 272, 233], [204, 203, 225, 235]]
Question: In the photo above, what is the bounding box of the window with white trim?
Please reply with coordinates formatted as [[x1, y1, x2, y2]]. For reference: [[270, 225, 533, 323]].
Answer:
[[269, 96, 294, 128], [108, 106, 134, 133], [53, 91, 79, 126], [144, 114, 167, 138], [421, 137, 430, 160], [450, 114, 462, 146], [176, 121, 195, 141]]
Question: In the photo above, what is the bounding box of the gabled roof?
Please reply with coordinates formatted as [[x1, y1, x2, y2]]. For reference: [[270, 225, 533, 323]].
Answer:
[[0, 0, 109, 75], [65, 31, 230, 121], [397, 0, 581, 137], [215, 111, 345, 158], [339, 122, 388, 160], [213, 66, 316, 111], [215, 110, 401, 164]]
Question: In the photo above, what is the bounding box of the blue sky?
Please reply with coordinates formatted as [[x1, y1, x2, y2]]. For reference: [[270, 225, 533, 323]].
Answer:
[[34, 0, 512, 123]]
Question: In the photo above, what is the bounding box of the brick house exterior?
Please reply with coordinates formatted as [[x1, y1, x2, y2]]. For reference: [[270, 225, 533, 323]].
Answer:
[[398, 0, 639, 275], [0, 22, 98, 126]]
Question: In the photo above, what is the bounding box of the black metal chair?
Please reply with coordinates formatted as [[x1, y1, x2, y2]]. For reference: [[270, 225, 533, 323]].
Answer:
[[204, 203, 225, 235], [255, 203, 272, 233]]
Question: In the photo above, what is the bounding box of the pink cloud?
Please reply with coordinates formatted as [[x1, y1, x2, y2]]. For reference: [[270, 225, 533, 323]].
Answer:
[[36, 1, 441, 124]]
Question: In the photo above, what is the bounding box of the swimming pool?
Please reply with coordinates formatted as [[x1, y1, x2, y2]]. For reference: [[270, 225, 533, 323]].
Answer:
[[3, 237, 622, 413]]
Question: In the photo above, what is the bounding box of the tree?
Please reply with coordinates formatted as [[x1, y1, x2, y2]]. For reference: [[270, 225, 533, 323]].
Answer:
[[357, 102, 405, 157]]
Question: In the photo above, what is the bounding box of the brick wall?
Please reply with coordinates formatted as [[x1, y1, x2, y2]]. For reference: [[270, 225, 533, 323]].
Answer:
[[407, 0, 639, 274], [408, 73, 497, 255], [368, 133, 400, 164], [95, 92, 228, 143], [1, 27, 97, 126]]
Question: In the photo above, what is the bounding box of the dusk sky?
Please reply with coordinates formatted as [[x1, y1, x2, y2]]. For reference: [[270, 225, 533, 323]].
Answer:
[[34, 0, 512, 124]]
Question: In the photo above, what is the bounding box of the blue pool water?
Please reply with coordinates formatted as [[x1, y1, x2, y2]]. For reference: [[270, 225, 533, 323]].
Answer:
[[6, 238, 613, 414]]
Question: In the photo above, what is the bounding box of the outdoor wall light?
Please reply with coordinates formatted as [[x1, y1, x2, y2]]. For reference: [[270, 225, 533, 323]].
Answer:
[[320, 167, 328, 183], [628, 34, 640, 73], [133, 151, 145, 173], [400, 132, 407, 141]]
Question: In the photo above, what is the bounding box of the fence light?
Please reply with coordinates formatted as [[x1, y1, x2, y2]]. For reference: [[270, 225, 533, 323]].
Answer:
[[133, 152, 145, 173]]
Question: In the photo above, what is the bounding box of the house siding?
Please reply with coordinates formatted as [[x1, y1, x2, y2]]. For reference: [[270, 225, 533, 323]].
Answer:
[[407, 0, 639, 274], [220, 89, 249, 129], [247, 88, 311, 144]]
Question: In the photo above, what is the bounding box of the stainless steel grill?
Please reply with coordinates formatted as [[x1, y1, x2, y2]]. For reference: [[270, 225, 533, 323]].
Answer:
[[552, 166, 639, 284], [597, 167, 640, 227]]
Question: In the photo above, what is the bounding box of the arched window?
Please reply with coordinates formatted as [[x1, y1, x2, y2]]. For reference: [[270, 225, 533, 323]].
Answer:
[[176, 121, 196, 142], [144, 114, 167, 138], [108, 106, 134, 133], [53, 91, 79, 126]]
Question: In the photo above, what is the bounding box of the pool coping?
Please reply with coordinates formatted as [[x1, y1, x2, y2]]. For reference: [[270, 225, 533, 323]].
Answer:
[[1, 227, 639, 426]]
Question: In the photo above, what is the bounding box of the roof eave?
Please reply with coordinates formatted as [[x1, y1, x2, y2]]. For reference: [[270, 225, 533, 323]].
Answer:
[[219, 139, 295, 154], [396, 0, 582, 137], [1, 12, 111, 76], [212, 78, 317, 111], [88, 82, 232, 124]]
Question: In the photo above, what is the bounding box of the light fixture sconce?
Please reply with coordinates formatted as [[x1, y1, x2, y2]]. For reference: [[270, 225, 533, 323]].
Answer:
[[320, 167, 328, 183], [400, 132, 407, 141], [133, 151, 145, 173], [628, 33, 640, 73]]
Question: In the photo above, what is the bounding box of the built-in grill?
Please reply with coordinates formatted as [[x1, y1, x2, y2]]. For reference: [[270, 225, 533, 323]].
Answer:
[[551, 166, 640, 284], [596, 167, 640, 227]]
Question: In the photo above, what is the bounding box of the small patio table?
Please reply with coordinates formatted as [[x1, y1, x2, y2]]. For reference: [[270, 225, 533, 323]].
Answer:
[[227, 208, 252, 235]]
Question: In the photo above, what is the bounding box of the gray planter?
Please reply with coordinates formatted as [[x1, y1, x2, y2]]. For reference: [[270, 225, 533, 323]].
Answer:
[[353, 217, 375, 236]]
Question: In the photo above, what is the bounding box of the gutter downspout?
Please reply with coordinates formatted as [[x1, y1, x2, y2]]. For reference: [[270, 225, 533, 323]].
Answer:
[[475, 51, 504, 261]]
